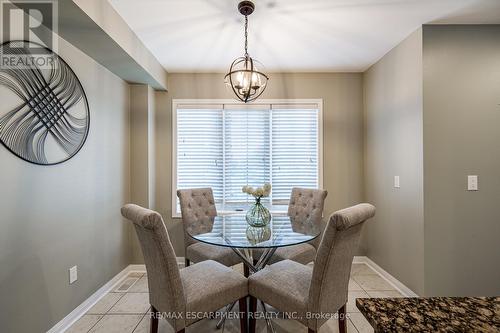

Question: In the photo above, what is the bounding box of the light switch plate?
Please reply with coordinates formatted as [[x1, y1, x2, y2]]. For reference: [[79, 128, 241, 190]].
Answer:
[[467, 175, 478, 191], [394, 176, 400, 188], [69, 266, 78, 284]]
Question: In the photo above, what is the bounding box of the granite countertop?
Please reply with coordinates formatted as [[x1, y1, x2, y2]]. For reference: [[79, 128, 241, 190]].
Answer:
[[356, 296, 500, 332]]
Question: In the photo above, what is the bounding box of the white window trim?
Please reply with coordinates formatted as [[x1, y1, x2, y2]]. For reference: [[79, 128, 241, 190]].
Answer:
[[172, 99, 324, 218]]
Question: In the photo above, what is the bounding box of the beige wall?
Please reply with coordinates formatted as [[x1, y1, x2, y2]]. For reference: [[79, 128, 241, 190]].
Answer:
[[363, 29, 425, 295], [422, 25, 500, 296], [129, 84, 157, 263], [0, 36, 131, 332], [129, 73, 365, 260]]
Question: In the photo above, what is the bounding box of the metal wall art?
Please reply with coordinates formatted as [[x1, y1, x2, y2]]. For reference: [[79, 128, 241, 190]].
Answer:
[[0, 40, 90, 165]]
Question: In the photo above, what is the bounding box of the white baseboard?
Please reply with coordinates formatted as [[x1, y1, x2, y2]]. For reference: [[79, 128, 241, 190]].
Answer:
[[353, 256, 418, 297], [47, 265, 146, 333]]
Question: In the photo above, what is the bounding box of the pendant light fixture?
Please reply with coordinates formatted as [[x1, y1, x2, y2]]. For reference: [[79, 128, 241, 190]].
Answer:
[[225, 1, 269, 103]]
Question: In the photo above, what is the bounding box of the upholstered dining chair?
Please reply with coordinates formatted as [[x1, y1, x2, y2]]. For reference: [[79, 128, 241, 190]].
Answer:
[[248, 203, 376, 333], [177, 188, 241, 268], [266, 188, 328, 265], [121, 204, 248, 333]]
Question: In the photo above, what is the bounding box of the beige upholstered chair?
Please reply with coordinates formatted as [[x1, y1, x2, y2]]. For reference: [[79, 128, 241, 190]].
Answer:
[[268, 187, 328, 264], [177, 188, 241, 268], [121, 204, 248, 333], [248, 203, 376, 333]]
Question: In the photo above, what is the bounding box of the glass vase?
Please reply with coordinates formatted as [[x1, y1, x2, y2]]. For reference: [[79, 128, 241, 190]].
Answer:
[[245, 197, 271, 227]]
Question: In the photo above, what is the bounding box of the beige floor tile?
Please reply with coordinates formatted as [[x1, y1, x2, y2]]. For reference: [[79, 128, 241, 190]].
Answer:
[[320, 317, 359, 332], [89, 315, 142, 333], [347, 290, 369, 313], [108, 293, 150, 314], [349, 313, 374, 333], [351, 264, 377, 276], [66, 315, 102, 333], [352, 275, 395, 291], [129, 276, 149, 293], [270, 318, 306, 332], [87, 293, 124, 314], [348, 278, 363, 291], [366, 290, 403, 298]]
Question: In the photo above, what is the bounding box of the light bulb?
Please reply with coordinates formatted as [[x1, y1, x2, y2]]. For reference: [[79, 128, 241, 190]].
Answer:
[[236, 72, 244, 88], [251, 72, 261, 88], [243, 73, 250, 89]]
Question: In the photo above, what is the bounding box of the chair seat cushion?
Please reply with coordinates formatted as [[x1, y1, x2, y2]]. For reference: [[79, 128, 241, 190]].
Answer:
[[269, 243, 316, 265], [186, 242, 242, 267], [181, 260, 248, 325], [249, 260, 312, 325]]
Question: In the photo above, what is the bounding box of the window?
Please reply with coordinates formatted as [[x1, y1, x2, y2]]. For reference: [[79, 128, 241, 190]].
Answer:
[[172, 100, 323, 216]]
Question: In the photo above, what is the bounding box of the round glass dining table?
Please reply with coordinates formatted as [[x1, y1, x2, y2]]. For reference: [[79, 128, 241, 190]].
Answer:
[[188, 214, 320, 273], [189, 215, 320, 332]]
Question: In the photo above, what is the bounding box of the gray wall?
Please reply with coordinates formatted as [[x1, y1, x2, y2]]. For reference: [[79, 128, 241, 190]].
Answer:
[[363, 25, 500, 297], [363, 29, 425, 295], [0, 36, 131, 332], [131, 72, 365, 260], [422, 25, 500, 296]]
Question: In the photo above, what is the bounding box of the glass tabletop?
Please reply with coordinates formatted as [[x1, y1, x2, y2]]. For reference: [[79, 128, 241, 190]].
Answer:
[[188, 215, 320, 249]]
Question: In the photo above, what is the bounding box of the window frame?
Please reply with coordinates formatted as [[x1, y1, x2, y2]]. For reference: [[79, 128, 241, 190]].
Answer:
[[172, 99, 324, 218]]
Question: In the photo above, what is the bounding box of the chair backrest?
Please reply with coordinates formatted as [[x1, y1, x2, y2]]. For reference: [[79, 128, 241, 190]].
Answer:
[[288, 188, 328, 236], [177, 188, 217, 247], [121, 204, 185, 321], [307, 203, 375, 329]]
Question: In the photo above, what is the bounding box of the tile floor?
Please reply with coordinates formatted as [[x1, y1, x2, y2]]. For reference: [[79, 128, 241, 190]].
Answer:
[[66, 263, 403, 333]]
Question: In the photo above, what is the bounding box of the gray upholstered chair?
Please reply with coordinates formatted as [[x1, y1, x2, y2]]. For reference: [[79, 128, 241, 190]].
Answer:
[[248, 203, 376, 333], [177, 188, 241, 268], [121, 204, 248, 333], [268, 187, 328, 264]]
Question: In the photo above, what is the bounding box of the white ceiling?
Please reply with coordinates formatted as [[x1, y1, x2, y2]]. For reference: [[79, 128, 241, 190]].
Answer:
[[109, 0, 500, 73]]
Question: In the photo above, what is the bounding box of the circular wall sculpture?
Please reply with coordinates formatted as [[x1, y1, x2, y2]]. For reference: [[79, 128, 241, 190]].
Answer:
[[0, 40, 90, 165]]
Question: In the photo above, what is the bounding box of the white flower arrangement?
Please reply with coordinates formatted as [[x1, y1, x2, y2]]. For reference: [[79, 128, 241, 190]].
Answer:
[[242, 183, 272, 198]]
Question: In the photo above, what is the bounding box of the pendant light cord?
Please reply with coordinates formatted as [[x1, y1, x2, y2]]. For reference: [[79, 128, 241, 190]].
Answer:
[[244, 15, 249, 56]]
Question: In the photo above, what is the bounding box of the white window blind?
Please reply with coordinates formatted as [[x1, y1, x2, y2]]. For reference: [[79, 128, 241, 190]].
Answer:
[[173, 100, 322, 216], [176, 107, 223, 200], [224, 106, 271, 205], [271, 105, 319, 203]]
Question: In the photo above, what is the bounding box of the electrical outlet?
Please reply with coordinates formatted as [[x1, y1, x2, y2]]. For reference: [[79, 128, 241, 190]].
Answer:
[[69, 266, 78, 284], [394, 176, 400, 188]]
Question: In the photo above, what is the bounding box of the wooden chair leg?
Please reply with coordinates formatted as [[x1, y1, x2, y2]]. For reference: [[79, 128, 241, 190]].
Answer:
[[150, 305, 159, 333], [185, 258, 190, 267], [239, 297, 248, 333], [249, 296, 257, 333], [338, 304, 347, 333]]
